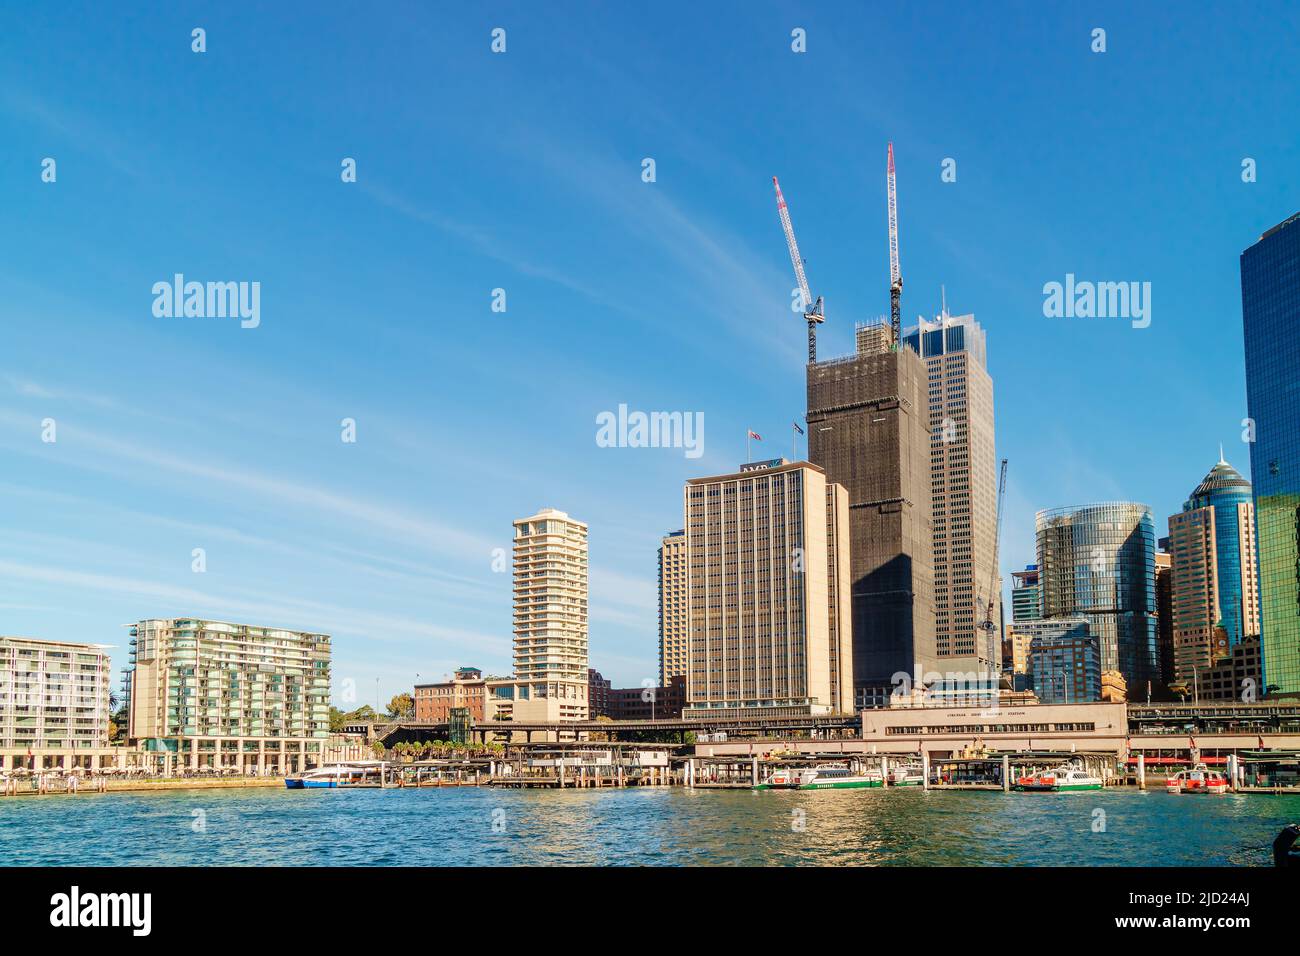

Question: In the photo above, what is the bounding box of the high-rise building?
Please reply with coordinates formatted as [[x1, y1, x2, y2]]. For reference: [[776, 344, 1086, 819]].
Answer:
[[1154, 547, 1175, 692], [1036, 503, 1160, 694], [492, 508, 592, 723], [0, 636, 112, 770], [902, 312, 998, 675], [125, 618, 331, 774], [1011, 565, 1042, 622], [1241, 211, 1300, 697], [684, 459, 853, 716], [807, 321, 937, 706], [658, 529, 687, 686], [512, 508, 588, 683], [1167, 456, 1261, 687], [1022, 617, 1100, 704]]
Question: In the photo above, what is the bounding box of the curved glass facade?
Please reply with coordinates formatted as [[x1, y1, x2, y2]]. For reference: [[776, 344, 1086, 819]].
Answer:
[[1036, 502, 1159, 692]]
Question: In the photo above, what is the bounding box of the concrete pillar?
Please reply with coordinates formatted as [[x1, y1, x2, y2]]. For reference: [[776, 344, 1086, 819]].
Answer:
[[922, 751, 930, 791], [190, 739, 199, 771], [258, 744, 266, 777], [880, 755, 888, 785], [1227, 753, 1238, 791], [751, 756, 758, 788], [1137, 753, 1146, 790], [1001, 754, 1010, 792], [559, 762, 566, 788]]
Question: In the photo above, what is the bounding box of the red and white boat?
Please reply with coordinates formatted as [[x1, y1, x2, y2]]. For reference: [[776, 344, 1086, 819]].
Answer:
[[1166, 763, 1229, 794]]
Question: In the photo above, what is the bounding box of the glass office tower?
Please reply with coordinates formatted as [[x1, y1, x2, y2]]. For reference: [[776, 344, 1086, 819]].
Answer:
[[1036, 502, 1159, 693], [1242, 211, 1300, 697]]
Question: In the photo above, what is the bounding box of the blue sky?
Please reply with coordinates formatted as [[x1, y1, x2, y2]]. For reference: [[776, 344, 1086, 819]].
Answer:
[[2, 2, 1297, 703]]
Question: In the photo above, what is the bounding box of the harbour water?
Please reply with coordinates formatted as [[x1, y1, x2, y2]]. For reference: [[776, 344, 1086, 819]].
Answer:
[[3, 786, 1297, 866]]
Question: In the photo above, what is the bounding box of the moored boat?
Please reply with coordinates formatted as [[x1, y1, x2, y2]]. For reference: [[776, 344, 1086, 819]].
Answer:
[[1013, 761, 1103, 792], [1166, 763, 1229, 794], [889, 760, 925, 787], [285, 761, 389, 789], [756, 764, 884, 790]]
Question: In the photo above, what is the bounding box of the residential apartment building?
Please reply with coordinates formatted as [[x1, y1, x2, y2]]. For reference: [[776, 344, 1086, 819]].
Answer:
[[684, 458, 853, 718], [124, 618, 331, 774], [903, 312, 999, 675], [1241, 211, 1300, 696], [0, 636, 112, 771], [414, 667, 487, 722], [658, 529, 687, 686], [1167, 457, 1261, 688], [502, 508, 591, 721], [807, 321, 938, 706], [513, 508, 588, 684]]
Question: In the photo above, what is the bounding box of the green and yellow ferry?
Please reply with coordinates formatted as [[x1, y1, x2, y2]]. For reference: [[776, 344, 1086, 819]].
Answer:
[[756, 765, 885, 790]]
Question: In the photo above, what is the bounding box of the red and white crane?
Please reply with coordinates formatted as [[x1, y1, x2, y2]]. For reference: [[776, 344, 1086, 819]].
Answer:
[[772, 176, 825, 363], [887, 142, 902, 348]]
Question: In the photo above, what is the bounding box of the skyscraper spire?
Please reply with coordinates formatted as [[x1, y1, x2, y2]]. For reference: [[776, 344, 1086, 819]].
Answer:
[[1219, 442, 1226, 465]]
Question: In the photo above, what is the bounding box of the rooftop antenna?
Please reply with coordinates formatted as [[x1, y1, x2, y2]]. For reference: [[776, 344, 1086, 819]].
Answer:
[[1219, 443, 1226, 465]]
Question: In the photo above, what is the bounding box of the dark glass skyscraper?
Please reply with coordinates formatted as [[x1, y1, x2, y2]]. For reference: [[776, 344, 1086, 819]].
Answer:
[[1242, 211, 1300, 697]]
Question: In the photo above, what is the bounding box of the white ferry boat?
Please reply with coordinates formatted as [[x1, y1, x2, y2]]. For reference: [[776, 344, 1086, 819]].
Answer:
[[284, 761, 389, 789], [757, 764, 884, 790], [1013, 761, 1103, 792], [1166, 763, 1229, 794], [889, 760, 925, 787]]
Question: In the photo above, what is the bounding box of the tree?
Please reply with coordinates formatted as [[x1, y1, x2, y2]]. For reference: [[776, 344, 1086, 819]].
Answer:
[[387, 693, 414, 719], [370, 739, 387, 758]]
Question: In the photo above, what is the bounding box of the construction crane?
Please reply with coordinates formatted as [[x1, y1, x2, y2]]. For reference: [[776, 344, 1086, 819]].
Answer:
[[772, 176, 825, 363], [887, 142, 902, 349], [979, 457, 1010, 669]]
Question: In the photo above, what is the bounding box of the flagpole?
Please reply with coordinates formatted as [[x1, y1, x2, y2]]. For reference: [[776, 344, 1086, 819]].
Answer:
[[747, 429, 751, 463]]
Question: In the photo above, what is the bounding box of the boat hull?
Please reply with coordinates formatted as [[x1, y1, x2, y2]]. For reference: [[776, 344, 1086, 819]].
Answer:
[[756, 778, 884, 790], [1013, 783, 1102, 792]]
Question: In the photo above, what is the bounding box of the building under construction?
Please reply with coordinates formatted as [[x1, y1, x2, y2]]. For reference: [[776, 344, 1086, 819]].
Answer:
[[807, 325, 939, 706]]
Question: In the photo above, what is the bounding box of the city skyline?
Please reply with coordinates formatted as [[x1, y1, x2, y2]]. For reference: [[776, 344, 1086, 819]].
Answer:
[[3, 4, 1299, 702]]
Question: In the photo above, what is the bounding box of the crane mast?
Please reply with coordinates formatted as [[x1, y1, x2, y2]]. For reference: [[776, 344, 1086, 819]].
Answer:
[[772, 176, 825, 363], [980, 457, 1009, 670], [887, 142, 902, 348]]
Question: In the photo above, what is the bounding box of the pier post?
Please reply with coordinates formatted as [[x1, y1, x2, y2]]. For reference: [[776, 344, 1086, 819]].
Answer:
[[880, 755, 888, 785], [559, 763, 565, 788], [1002, 754, 1010, 792], [922, 752, 930, 791], [751, 756, 758, 788], [1137, 753, 1146, 790], [1227, 753, 1238, 792]]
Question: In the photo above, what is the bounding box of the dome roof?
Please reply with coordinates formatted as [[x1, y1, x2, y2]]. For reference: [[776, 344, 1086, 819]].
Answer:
[[1188, 457, 1251, 505]]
